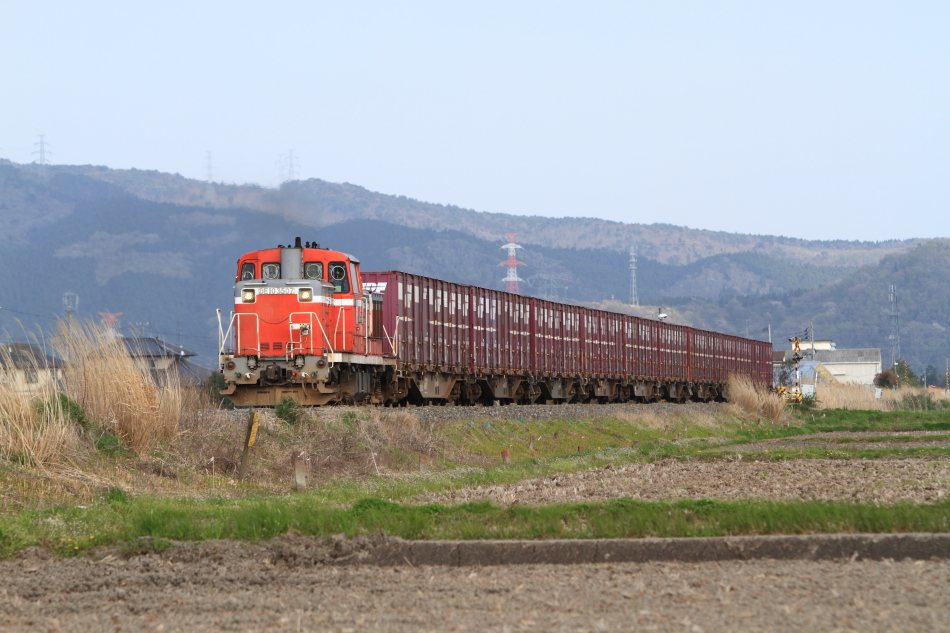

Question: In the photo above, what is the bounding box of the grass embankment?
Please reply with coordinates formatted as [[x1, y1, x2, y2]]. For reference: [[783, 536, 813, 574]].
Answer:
[[3, 494, 949, 557], [1, 406, 949, 557]]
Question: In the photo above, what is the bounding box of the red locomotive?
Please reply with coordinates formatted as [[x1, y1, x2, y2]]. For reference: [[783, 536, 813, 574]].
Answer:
[[218, 237, 773, 406]]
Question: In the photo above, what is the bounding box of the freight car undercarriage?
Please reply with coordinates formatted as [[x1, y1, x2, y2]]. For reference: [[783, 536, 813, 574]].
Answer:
[[220, 357, 727, 407]]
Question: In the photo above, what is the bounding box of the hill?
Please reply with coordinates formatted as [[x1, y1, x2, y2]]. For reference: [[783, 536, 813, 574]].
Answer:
[[666, 240, 950, 372], [0, 159, 944, 370], [52, 162, 920, 266]]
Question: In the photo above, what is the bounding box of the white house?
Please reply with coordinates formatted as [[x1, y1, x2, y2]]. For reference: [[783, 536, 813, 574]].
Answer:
[[0, 343, 65, 396]]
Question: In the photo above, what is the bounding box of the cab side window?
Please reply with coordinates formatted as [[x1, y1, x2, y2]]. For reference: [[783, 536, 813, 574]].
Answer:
[[304, 262, 324, 281], [329, 261, 349, 293], [240, 262, 256, 281], [350, 263, 361, 294]]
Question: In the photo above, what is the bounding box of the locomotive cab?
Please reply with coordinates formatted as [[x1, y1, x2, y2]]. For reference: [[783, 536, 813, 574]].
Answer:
[[219, 237, 386, 406]]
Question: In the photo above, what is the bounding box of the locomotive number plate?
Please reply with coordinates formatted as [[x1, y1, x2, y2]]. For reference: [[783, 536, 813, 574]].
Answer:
[[256, 287, 297, 295]]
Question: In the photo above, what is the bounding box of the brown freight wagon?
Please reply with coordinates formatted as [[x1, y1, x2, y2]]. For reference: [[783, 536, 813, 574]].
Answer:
[[360, 270, 771, 405]]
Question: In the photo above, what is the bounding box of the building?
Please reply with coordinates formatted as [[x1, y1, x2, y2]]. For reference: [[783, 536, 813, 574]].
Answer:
[[779, 341, 882, 386], [120, 338, 211, 386], [0, 343, 65, 396]]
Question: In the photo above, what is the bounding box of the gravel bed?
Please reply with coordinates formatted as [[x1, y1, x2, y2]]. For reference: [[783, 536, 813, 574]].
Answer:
[[231, 402, 728, 425], [415, 458, 950, 506], [3, 546, 948, 632]]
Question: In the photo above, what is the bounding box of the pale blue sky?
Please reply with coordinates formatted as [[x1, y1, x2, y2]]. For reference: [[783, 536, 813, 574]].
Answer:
[[1, 1, 947, 241]]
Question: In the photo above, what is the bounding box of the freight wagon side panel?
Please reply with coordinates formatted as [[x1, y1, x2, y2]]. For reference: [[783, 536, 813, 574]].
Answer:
[[496, 293, 533, 374], [583, 308, 624, 378], [534, 299, 583, 377], [361, 271, 402, 362]]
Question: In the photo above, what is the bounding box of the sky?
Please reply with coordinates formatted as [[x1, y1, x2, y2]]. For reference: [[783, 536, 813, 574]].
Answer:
[[1, 1, 947, 241]]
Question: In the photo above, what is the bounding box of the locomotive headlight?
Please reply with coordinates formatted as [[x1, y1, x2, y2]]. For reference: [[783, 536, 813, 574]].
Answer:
[[299, 288, 313, 302], [242, 289, 255, 303]]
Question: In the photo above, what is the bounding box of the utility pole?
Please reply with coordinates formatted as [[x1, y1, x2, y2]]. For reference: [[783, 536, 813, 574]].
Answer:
[[888, 284, 900, 369], [629, 245, 639, 306]]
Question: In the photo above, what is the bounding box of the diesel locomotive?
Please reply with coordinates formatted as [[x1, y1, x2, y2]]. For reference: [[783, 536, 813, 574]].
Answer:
[[218, 237, 773, 406]]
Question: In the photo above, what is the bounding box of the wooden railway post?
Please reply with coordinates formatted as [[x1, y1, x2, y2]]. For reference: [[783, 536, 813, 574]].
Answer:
[[238, 411, 260, 482]]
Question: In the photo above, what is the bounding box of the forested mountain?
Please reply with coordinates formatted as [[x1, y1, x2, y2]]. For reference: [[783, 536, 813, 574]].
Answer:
[[0, 159, 945, 370], [50, 162, 919, 266], [667, 241, 950, 372]]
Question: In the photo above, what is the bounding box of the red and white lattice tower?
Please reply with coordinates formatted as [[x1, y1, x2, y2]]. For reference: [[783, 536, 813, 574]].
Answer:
[[98, 312, 123, 338], [499, 233, 525, 294]]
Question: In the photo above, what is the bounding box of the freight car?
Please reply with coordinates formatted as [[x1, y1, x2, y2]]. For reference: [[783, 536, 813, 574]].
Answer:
[[218, 238, 773, 406]]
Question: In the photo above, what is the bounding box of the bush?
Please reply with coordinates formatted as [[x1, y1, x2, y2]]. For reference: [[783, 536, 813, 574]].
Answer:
[[897, 392, 940, 411], [874, 371, 896, 389], [274, 395, 306, 426]]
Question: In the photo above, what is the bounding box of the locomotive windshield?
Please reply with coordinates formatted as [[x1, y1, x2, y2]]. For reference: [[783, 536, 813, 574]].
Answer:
[[240, 262, 255, 280], [329, 262, 349, 293], [304, 262, 324, 280], [262, 263, 281, 280]]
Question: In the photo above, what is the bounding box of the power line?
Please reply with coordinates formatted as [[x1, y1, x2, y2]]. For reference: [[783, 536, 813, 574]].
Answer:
[[0, 306, 57, 320]]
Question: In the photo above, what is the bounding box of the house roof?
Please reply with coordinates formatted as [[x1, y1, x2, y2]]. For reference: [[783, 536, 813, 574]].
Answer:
[[121, 337, 197, 359], [0, 343, 65, 369], [784, 348, 882, 364]]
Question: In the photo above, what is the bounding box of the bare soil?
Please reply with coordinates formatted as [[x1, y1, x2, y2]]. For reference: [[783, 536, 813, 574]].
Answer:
[[2, 543, 948, 632], [416, 458, 950, 506]]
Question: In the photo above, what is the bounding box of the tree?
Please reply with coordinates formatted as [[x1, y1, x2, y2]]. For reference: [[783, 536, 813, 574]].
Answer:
[[891, 360, 921, 388], [874, 370, 896, 389], [925, 365, 941, 389]]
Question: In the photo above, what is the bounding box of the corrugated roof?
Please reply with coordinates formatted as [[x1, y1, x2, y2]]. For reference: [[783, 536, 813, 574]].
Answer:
[[0, 343, 65, 369], [784, 348, 882, 363], [121, 337, 197, 359]]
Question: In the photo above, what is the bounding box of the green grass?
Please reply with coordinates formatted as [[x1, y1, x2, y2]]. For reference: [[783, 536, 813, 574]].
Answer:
[[2, 494, 949, 557]]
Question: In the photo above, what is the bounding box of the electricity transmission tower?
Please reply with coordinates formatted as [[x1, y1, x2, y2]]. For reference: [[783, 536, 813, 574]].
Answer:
[[62, 292, 78, 322], [33, 135, 52, 178], [629, 245, 639, 306], [278, 150, 298, 183], [204, 151, 216, 205]]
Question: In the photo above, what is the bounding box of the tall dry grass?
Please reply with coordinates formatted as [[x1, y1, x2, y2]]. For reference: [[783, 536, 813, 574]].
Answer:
[[0, 343, 77, 466], [813, 382, 950, 411], [53, 321, 183, 455], [727, 374, 785, 422]]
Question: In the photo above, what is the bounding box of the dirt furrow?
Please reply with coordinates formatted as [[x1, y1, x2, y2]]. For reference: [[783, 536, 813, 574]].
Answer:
[[416, 458, 950, 505]]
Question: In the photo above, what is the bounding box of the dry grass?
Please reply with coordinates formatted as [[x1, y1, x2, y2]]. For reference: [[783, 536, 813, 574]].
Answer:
[[612, 409, 724, 431], [0, 321, 204, 470], [53, 322, 182, 455], [0, 353, 78, 466], [727, 374, 786, 423], [814, 382, 950, 411]]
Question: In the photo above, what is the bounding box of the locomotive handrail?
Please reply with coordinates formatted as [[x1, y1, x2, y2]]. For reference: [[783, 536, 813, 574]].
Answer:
[[225, 312, 260, 355], [217, 309, 224, 354], [382, 316, 406, 358], [331, 306, 346, 352], [287, 311, 334, 357]]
